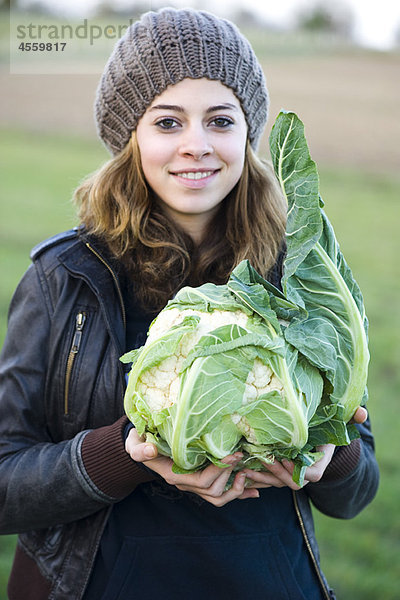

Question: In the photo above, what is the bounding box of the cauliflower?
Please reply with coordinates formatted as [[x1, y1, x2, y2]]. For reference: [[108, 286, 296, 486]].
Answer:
[[122, 281, 319, 475]]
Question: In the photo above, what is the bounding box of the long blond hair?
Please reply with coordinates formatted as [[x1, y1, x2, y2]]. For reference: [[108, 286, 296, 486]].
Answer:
[[74, 134, 286, 312]]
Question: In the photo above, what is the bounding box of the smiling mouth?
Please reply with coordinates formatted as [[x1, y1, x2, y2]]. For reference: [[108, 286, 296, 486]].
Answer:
[[171, 169, 219, 180]]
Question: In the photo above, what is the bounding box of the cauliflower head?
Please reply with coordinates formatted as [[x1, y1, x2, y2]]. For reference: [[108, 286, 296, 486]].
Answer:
[[122, 281, 322, 474]]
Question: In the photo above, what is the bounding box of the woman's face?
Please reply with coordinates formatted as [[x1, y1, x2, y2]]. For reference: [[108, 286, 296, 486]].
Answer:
[[135, 78, 248, 243]]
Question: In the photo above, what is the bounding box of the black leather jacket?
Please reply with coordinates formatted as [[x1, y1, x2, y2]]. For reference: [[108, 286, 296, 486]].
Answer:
[[0, 230, 379, 599]]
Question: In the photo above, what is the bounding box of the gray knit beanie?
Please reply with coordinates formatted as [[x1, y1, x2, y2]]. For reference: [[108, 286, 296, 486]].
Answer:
[[95, 7, 268, 155]]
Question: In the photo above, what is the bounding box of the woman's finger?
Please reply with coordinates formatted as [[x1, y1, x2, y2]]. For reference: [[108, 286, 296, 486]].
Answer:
[[125, 428, 158, 462], [241, 468, 285, 489], [176, 464, 233, 496], [303, 444, 335, 483], [199, 472, 259, 507], [351, 406, 368, 424]]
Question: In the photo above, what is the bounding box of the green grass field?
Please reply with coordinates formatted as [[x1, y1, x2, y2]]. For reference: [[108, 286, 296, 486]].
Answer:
[[0, 129, 399, 599]]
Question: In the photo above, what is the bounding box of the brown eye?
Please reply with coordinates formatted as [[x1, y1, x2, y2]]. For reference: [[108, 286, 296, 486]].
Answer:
[[211, 117, 234, 128], [156, 118, 179, 130]]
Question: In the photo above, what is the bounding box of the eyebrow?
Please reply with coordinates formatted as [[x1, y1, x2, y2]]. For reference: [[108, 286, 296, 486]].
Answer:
[[149, 103, 239, 113]]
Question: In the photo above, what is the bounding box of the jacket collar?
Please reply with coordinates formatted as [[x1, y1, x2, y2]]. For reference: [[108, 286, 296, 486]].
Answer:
[[57, 231, 126, 356]]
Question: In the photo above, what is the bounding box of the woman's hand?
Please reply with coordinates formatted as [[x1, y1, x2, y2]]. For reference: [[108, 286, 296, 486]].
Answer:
[[125, 406, 368, 498], [125, 428, 259, 507], [241, 444, 336, 491], [242, 406, 368, 491]]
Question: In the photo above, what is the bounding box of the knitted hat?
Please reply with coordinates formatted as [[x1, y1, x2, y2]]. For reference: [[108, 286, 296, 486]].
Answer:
[[95, 8, 268, 155]]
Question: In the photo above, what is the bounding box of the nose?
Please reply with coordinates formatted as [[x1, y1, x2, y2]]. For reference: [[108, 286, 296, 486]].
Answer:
[[178, 123, 213, 160]]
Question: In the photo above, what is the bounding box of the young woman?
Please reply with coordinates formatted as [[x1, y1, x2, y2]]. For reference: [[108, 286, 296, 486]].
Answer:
[[0, 8, 378, 600]]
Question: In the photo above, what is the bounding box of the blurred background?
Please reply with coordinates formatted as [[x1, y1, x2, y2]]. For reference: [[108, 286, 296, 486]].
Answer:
[[1, 0, 399, 598]]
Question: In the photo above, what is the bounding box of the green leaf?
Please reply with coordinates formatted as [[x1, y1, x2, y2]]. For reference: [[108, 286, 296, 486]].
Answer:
[[269, 110, 369, 423], [170, 334, 254, 469], [119, 347, 142, 365], [239, 390, 299, 447], [269, 110, 322, 287], [229, 259, 306, 324], [167, 283, 247, 314]]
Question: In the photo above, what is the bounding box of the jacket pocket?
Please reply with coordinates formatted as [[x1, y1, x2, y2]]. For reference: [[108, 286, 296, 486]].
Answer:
[[100, 533, 311, 600], [64, 311, 87, 415]]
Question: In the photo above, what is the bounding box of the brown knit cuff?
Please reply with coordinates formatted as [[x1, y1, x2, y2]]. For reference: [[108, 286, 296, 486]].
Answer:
[[81, 416, 155, 499], [320, 438, 362, 482]]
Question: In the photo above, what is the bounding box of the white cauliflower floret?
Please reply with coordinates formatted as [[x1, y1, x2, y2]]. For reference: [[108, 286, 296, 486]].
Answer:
[[169, 376, 181, 402], [147, 308, 184, 342], [138, 357, 181, 411], [232, 414, 259, 444], [252, 359, 273, 389], [140, 366, 171, 390], [243, 359, 275, 404], [157, 355, 178, 374], [232, 359, 283, 442], [136, 382, 167, 412], [266, 375, 283, 393], [243, 382, 257, 403]]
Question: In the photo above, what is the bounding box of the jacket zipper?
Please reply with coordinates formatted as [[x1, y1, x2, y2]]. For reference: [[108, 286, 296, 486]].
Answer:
[[292, 491, 332, 600], [85, 242, 126, 328], [64, 311, 86, 415]]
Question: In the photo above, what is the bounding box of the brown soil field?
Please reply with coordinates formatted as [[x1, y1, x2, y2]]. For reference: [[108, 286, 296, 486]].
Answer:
[[1, 52, 400, 172]]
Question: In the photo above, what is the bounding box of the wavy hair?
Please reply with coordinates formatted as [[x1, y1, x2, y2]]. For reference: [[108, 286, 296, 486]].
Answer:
[[74, 134, 286, 312]]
